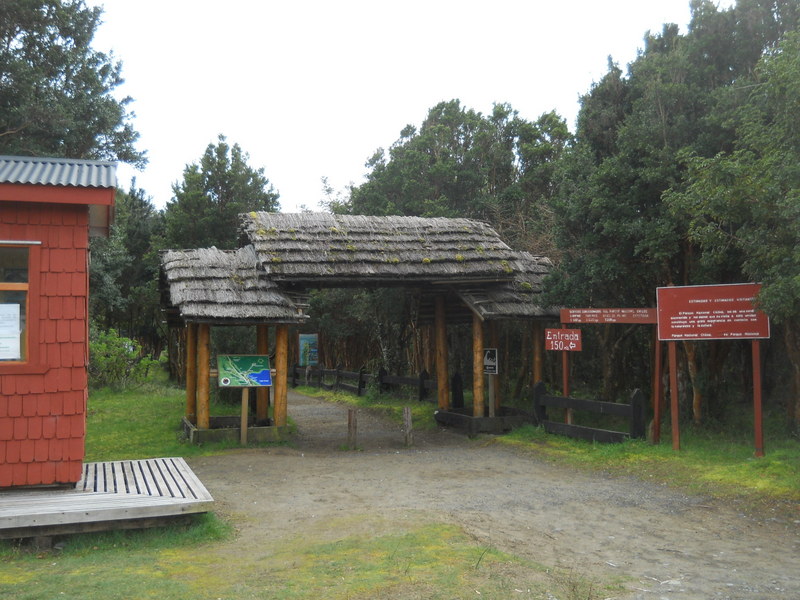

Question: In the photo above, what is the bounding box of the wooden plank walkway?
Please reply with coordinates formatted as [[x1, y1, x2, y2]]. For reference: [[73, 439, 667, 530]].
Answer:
[[0, 457, 214, 539]]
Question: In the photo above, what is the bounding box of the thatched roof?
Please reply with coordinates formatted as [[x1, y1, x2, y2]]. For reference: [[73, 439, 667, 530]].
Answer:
[[457, 252, 557, 320], [240, 212, 533, 286], [160, 246, 307, 325]]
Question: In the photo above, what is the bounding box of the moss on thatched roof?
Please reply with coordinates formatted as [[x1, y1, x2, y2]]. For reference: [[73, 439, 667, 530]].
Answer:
[[240, 212, 533, 286], [160, 246, 306, 324]]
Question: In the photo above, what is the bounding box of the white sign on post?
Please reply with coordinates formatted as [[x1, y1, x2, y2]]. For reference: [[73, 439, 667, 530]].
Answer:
[[483, 348, 498, 375], [0, 304, 21, 360]]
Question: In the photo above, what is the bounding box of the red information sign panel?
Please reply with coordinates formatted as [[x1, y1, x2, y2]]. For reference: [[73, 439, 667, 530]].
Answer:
[[545, 328, 582, 351], [560, 308, 657, 324], [657, 283, 770, 341]]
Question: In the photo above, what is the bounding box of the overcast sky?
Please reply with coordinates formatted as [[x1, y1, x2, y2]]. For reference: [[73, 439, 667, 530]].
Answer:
[[88, 0, 735, 212]]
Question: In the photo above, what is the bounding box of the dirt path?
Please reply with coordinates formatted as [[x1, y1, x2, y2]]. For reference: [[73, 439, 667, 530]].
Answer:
[[189, 391, 799, 599]]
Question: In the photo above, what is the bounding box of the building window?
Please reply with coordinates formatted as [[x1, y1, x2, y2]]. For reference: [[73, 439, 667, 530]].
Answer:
[[0, 246, 29, 361]]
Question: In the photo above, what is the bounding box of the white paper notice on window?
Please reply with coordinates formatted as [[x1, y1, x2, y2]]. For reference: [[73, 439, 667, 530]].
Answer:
[[0, 303, 21, 360]]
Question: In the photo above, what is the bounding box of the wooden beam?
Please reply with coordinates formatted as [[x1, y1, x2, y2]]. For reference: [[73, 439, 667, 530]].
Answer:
[[197, 324, 211, 430], [256, 324, 270, 423], [434, 295, 450, 410], [185, 323, 197, 422], [532, 321, 543, 385], [472, 313, 485, 418], [274, 324, 289, 427], [489, 321, 500, 412]]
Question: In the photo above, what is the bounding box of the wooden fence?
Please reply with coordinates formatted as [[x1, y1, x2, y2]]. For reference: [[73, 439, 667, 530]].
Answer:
[[532, 381, 646, 443], [290, 365, 435, 402]]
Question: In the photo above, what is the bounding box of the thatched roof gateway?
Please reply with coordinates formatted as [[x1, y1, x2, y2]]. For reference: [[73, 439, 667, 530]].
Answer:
[[160, 246, 307, 325], [240, 212, 535, 286], [160, 213, 557, 324]]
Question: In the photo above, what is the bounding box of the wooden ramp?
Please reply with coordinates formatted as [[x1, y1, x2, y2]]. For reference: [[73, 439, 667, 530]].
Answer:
[[0, 457, 214, 539]]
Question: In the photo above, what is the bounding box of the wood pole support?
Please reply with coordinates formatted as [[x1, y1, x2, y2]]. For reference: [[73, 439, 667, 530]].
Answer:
[[240, 388, 249, 445], [403, 406, 413, 447], [472, 313, 485, 418], [489, 321, 500, 413], [256, 324, 270, 423], [197, 323, 211, 430], [185, 323, 198, 422], [274, 324, 289, 427], [752, 340, 764, 457], [653, 329, 662, 444], [532, 321, 543, 386], [347, 408, 358, 449], [668, 341, 680, 450], [434, 295, 450, 410]]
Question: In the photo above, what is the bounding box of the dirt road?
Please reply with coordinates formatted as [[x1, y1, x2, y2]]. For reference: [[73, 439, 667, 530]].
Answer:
[[189, 391, 799, 599]]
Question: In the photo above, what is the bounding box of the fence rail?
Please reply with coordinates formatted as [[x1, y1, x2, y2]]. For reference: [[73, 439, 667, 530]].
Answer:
[[291, 365, 435, 402], [532, 381, 646, 443]]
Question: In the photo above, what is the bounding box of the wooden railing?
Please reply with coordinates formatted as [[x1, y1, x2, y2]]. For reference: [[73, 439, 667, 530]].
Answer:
[[532, 381, 646, 443], [290, 364, 435, 402]]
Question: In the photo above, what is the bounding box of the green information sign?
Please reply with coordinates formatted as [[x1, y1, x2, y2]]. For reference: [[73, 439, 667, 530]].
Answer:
[[217, 355, 272, 387]]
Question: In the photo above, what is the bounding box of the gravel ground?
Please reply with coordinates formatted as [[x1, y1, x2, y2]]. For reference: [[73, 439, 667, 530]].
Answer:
[[189, 390, 800, 599]]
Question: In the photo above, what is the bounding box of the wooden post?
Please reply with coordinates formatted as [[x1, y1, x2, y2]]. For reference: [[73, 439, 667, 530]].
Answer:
[[403, 406, 413, 446], [185, 323, 198, 422], [197, 323, 211, 430], [434, 295, 450, 410], [753, 340, 764, 457], [240, 388, 249, 445], [489, 321, 500, 413], [653, 329, 662, 444], [256, 324, 270, 423], [668, 340, 680, 450], [472, 313, 485, 418], [347, 408, 357, 449], [274, 324, 289, 427], [532, 321, 543, 386]]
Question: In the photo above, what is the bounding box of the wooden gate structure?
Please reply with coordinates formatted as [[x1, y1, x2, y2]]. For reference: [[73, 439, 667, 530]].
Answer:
[[161, 213, 558, 436]]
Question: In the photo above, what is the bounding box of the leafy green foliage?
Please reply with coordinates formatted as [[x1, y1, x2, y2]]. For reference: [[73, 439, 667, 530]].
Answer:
[[0, 0, 144, 165], [89, 183, 165, 357], [88, 327, 156, 390], [164, 134, 280, 250]]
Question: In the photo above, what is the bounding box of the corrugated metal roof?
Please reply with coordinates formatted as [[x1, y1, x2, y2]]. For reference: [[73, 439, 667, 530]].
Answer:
[[0, 155, 116, 189]]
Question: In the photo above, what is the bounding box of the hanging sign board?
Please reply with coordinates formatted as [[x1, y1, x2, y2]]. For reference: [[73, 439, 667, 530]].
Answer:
[[217, 355, 272, 387], [545, 328, 582, 351], [299, 333, 319, 366], [656, 283, 770, 341], [483, 348, 498, 375], [561, 308, 657, 324]]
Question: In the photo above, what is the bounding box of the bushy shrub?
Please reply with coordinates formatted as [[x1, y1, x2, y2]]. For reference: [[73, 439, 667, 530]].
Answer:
[[89, 328, 157, 389]]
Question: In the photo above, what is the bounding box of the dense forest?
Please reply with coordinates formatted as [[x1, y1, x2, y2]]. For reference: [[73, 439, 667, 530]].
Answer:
[[2, 0, 799, 432]]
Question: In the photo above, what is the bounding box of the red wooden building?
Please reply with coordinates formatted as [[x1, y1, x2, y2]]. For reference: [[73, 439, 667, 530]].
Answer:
[[0, 155, 116, 488]]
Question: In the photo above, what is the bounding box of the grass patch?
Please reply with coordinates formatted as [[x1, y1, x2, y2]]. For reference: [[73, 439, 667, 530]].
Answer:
[[500, 410, 800, 508], [85, 367, 289, 461], [0, 517, 620, 600], [0, 514, 233, 600]]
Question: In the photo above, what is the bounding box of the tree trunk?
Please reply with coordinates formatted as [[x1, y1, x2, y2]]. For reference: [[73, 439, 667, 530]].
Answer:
[[784, 322, 800, 436], [683, 340, 703, 425]]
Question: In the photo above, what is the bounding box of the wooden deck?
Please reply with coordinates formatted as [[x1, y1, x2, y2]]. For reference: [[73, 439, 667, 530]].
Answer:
[[0, 457, 214, 539]]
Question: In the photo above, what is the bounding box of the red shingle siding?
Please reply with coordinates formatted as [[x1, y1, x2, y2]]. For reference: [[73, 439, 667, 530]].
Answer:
[[1, 202, 91, 487]]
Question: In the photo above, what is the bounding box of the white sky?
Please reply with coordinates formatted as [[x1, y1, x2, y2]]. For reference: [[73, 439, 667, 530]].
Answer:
[[89, 0, 735, 212]]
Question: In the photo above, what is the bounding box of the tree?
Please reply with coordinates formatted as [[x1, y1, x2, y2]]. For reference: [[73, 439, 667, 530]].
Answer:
[[164, 135, 280, 250], [89, 182, 165, 357], [0, 0, 144, 165], [667, 31, 800, 433]]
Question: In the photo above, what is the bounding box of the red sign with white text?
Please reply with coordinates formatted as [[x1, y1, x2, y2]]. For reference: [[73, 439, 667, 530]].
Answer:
[[545, 328, 582, 351], [560, 308, 657, 324], [656, 283, 770, 341]]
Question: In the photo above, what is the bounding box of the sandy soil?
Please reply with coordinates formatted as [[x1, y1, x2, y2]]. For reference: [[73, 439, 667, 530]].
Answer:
[[189, 391, 799, 599]]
